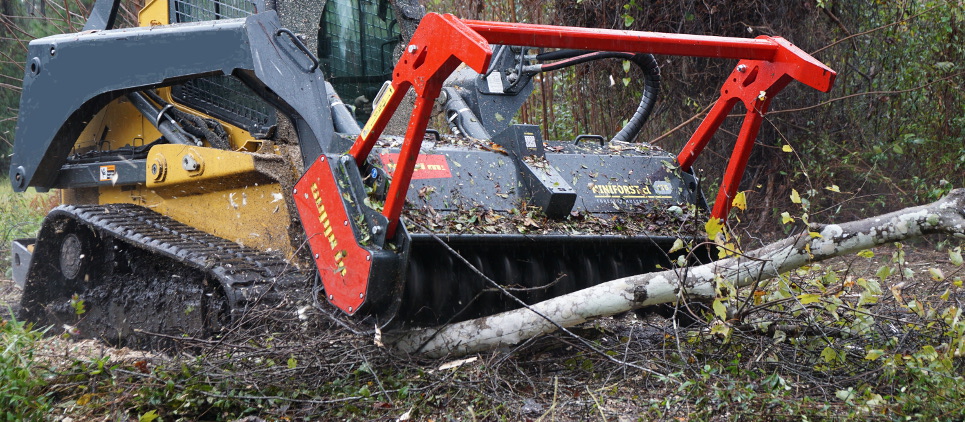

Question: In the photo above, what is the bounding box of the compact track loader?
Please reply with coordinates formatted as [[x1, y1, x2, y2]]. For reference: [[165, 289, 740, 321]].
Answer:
[[8, 0, 835, 345]]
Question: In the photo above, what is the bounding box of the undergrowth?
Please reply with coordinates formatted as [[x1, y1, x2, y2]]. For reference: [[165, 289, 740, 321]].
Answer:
[[0, 182, 58, 278], [0, 314, 51, 420], [0, 239, 957, 421]]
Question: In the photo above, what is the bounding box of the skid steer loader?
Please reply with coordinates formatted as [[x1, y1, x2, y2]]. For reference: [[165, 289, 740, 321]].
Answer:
[[8, 0, 835, 345]]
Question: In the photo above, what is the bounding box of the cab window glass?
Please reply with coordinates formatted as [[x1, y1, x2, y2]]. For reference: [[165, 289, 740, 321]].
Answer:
[[319, 0, 400, 122]]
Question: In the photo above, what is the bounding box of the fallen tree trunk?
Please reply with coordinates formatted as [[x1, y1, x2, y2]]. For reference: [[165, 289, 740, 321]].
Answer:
[[389, 189, 965, 357]]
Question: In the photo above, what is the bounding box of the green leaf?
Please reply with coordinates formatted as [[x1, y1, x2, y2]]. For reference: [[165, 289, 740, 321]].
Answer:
[[836, 388, 856, 402], [798, 293, 821, 305], [929, 267, 945, 281], [70, 294, 85, 316], [918, 345, 938, 361], [669, 238, 685, 253], [865, 349, 884, 361], [950, 247, 963, 266], [876, 265, 893, 280], [712, 299, 727, 320], [790, 189, 801, 204], [821, 346, 838, 363], [857, 249, 874, 258], [287, 356, 297, 369], [825, 184, 841, 193], [622, 60, 632, 73], [139, 410, 159, 422], [782, 144, 793, 153]]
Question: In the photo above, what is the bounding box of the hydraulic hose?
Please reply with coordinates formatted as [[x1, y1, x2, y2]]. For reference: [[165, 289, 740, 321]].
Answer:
[[126, 92, 200, 146], [143, 90, 231, 149], [533, 50, 660, 143]]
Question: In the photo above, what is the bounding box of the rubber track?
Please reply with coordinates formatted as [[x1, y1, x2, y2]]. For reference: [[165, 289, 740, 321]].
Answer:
[[53, 204, 312, 323]]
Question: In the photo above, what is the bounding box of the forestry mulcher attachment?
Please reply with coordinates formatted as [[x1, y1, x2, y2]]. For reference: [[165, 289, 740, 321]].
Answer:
[[8, 0, 835, 345]]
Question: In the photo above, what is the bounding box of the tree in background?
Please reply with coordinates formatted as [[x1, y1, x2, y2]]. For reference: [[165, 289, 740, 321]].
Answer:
[[0, 0, 127, 170]]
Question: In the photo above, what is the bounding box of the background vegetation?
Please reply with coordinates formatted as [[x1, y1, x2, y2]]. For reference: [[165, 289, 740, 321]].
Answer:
[[430, 0, 964, 229], [0, 0, 963, 420]]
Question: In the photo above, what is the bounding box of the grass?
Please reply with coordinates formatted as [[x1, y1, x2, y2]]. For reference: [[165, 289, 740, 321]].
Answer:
[[0, 180, 58, 278], [0, 315, 50, 420]]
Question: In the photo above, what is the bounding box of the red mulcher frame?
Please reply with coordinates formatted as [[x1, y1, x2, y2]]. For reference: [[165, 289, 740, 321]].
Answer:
[[303, 13, 836, 314], [350, 13, 836, 236]]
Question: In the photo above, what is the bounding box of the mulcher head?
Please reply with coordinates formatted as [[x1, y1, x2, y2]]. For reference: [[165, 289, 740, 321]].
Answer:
[[294, 12, 836, 327]]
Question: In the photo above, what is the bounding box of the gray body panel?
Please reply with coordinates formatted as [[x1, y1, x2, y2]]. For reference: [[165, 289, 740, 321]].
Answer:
[[9, 11, 333, 191]]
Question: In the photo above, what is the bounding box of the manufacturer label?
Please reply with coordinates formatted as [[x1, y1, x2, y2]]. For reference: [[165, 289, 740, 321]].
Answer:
[[486, 72, 504, 93], [99, 165, 116, 182], [591, 183, 652, 198], [524, 133, 537, 149], [591, 183, 673, 200], [379, 153, 452, 180]]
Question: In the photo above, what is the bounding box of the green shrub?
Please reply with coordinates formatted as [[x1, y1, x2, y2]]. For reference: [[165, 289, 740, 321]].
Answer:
[[0, 314, 49, 421]]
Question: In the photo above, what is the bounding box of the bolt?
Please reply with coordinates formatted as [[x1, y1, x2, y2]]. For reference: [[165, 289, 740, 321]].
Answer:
[[407, 44, 418, 54], [348, 306, 353, 312], [293, 188, 298, 194], [328, 294, 334, 300], [359, 293, 364, 299], [314, 253, 319, 259], [304, 193, 309, 199], [366, 255, 371, 261], [344, 220, 348, 226], [151, 164, 158, 175], [736, 64, 747, 73], [371, 226, 382, 235]]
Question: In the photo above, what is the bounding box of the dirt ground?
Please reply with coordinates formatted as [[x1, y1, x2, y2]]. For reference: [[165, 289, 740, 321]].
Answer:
[[2, 238, 962, 420]]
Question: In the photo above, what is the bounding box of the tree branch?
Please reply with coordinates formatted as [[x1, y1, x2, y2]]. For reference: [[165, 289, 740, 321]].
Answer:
[[389, 189, 965, 357]]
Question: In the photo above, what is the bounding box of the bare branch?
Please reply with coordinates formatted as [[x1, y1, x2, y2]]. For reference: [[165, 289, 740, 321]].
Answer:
[[390, 189, 965, 357]]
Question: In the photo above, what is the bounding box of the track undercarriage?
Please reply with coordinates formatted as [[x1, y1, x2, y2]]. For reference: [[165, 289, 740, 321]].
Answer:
[[20, 204, 311, 346]]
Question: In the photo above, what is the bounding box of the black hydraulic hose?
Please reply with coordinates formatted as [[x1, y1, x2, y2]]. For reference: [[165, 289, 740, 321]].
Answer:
[[535, 50, 660, 143], [535, 49, 591, 61], [126, 92, 199, 146], [143, 90, 231, 149]]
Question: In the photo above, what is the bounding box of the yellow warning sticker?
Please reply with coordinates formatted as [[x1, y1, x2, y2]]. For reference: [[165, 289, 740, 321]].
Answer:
[[360, 84, 395, 140], [99, 165, 116, 182]]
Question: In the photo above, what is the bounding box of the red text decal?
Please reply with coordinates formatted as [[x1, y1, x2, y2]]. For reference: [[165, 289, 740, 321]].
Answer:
[[379, 153, 452, 180]]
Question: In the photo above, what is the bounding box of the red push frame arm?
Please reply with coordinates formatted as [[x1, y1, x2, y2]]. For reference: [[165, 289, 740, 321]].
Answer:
[[350, 13, 837, 236]]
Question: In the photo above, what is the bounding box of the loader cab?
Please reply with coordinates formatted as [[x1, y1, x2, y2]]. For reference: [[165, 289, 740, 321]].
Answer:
[[318, 0, 401, 124]]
